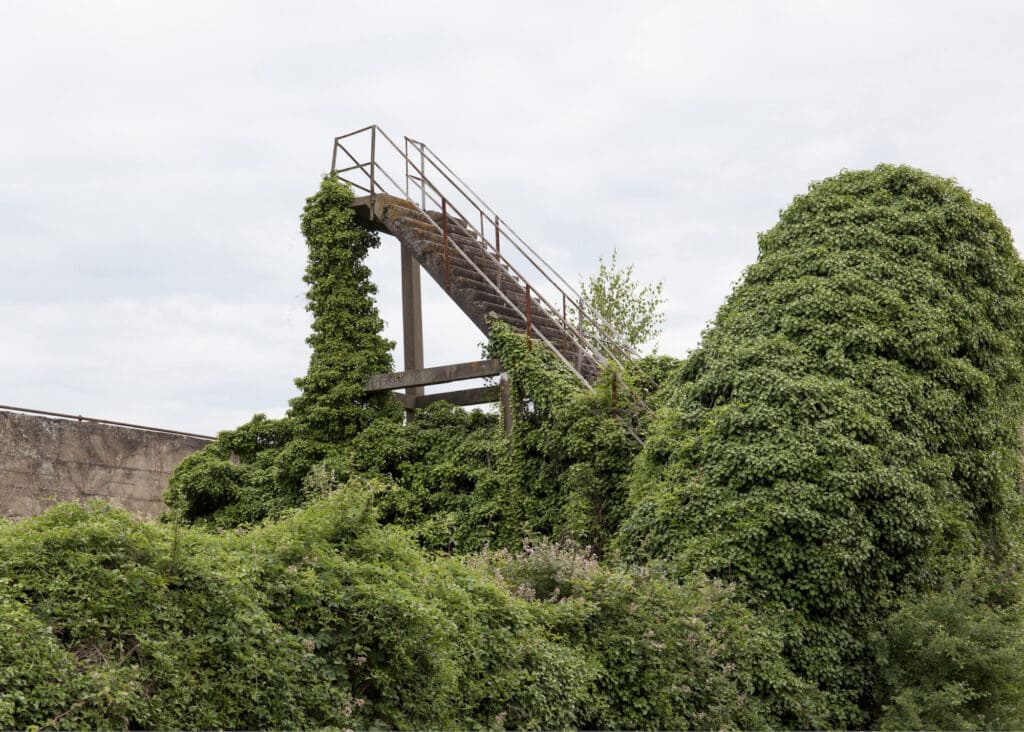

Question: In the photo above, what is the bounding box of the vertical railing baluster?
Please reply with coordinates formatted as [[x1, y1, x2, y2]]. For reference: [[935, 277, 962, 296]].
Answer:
[[495, 215, 502, 289], [419, 143, 426, 209], [369, 126, 377, 196], [525, 284, 532, 350], [442, 198, 450, 292], [577, 303, 584, 370]]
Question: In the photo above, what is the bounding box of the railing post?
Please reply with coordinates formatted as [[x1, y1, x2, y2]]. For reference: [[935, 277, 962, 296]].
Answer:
[[577, 303, 585, 370], [419, 143, 426, 209], [404, 137, 410, 198], [495, 215, 503, 289], [525, 284, 532, 350], [442, 198, 451, 292], [501, 372, 512, 435], [369, 126, 377, 197]]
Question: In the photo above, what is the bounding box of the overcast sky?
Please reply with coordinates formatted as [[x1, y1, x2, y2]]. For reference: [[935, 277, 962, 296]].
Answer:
[[2, 1, 1023, 435]]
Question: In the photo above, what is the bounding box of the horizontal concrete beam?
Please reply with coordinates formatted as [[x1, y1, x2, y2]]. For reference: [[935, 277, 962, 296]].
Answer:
[[395, 385, 501, 410], [365, 359, 502, 392]]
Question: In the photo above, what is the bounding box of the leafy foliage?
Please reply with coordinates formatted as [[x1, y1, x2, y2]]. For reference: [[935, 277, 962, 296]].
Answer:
[[617, 164, 1024, 725], [351, 321, 669, 555], [0, 502, 342, 730], [473, 540, 826, 729], [288, 177, 400, 442], [870, 561, 1024, 730], [0, 485, 803, 730]]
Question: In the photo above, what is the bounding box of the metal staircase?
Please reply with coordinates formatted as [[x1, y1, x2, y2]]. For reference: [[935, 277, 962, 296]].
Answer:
[[330, 125, 638, 387]]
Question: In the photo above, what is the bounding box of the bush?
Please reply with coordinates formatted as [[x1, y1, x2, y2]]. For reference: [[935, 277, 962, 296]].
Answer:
[[871, 562, 1024, 730], [617, 164, 1024, 725], [0, 486, 604, 729], [474, 540, 826, 729], [0, 502, 338, 730]]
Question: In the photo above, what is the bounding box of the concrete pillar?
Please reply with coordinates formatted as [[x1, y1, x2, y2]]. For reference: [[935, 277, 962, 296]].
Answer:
[[401, 243, 424, 422]]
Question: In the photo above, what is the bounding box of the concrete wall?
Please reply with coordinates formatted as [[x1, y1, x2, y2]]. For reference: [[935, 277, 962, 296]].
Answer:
[[0, 410, 209, 521]]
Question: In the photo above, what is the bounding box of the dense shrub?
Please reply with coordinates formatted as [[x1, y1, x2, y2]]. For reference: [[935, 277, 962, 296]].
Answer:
[[0, 491, 585, 729], [349, 322, 669, 555], [870, 562, 1024, 730], [0, 593, 109, 730], [0, 502, 339, 730], [474, 540, 826, 729], [347, 403, 516, 551], [617, 164, 1024, 725], [234, 477, 598, 730], [0, 483, 800, 730]]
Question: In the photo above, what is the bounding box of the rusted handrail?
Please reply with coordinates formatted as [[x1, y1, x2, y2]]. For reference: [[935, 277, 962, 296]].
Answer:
[[334, 128, 602, 384], [329, 125, 641, 386], [406, 138, 637, 363], [403, 146, 632, 370], [400, 166, 600, 383], [412, 173, 596, 383]]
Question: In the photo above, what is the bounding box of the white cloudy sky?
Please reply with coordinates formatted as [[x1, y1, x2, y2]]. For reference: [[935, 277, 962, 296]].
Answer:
[[2, 1, 1023, 435]]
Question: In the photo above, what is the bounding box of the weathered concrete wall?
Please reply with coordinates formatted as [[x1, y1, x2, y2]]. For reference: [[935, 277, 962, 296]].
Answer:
[[0, 410, 209, 521]]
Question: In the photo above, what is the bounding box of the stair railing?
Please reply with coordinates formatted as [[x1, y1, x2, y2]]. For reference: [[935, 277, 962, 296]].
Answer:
[[407, 168, 600, 385], [396, 141, 621, 374], [330, 125, 639, 382], [405, 137, 638, 367], [400, 154, 609, 375], [334, 126, 602, 385]]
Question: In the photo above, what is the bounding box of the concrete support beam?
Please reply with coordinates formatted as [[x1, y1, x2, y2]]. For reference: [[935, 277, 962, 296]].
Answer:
[[365, 359, 503, 392], [401, 243, 425, 422], [393, 385, 501, 410]]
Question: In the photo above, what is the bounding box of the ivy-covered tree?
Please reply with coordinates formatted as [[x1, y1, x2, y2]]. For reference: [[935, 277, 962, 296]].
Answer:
[[165, 177, 400, 526], [289, 177, 400, 441], [617, 164, 1024, 726]]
